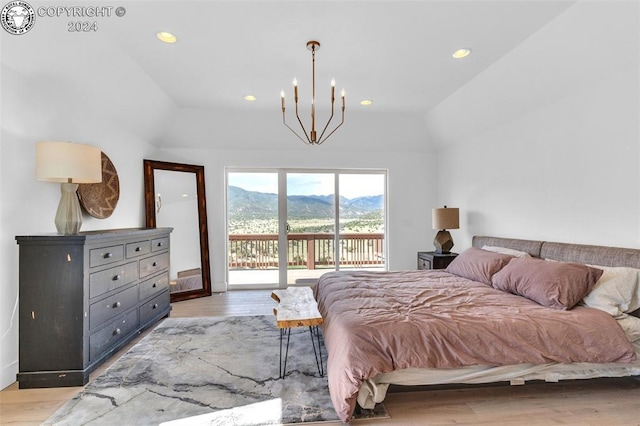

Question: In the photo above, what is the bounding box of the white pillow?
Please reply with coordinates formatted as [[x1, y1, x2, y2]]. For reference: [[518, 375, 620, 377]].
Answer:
[[582, 266, 640, 318], [481, 245, 531, 258], [617, 315, 640, 343]]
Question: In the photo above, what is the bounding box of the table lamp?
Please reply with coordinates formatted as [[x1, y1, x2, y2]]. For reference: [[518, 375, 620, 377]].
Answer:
[[432, 206, 459, 254], [36, 142, 102, 235]]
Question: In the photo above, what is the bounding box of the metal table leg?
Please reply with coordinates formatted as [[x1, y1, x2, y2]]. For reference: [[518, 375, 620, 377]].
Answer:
[[309, 325, 324, 377], [279, 327, 291, 379]]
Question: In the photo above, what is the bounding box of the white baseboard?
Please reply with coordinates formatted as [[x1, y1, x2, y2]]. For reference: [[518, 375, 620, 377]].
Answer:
[[0, 359, 17, 390]]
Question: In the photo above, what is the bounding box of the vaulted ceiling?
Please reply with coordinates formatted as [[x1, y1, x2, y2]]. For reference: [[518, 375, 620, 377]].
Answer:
[[2, 1, 573, 109], [6, 1, 634, 151]]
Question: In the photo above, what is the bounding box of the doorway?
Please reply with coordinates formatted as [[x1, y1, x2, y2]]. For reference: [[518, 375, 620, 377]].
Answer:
[[226, 169, 386, 289]]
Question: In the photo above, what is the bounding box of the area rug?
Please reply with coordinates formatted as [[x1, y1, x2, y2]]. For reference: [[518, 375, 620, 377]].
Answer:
[[45, 315, 388, 425]]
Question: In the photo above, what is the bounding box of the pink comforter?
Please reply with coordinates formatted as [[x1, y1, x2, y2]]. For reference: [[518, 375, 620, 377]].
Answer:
[[314, 270, 637, 422]]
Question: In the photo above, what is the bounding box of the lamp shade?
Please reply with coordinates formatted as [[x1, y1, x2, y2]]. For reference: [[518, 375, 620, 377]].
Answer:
[[36, 142, 102, 183], [432, 207, 459, 230]]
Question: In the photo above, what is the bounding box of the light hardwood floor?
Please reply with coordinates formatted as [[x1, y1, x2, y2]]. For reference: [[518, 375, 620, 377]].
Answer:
[[1, 290, 639, 425]]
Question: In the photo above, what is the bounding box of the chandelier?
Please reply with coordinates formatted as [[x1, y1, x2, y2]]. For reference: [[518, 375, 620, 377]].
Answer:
[[280, 40, 345, 145]]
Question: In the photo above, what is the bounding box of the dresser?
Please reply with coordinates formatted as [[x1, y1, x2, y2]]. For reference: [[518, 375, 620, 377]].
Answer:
[[16, 227, 172, 388], [417, 251, 458, 270]]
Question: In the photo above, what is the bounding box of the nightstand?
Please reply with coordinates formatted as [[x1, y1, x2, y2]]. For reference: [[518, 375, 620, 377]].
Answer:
[[417, 251, 458, 270]]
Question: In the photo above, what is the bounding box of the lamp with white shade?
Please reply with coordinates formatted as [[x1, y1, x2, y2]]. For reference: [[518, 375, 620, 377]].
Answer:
[[36, 142, 102, 235], [432, 206, 459, 254]]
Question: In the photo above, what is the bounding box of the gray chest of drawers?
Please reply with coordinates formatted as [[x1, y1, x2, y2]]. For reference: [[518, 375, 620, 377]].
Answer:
[[16, 227, 172, 388]]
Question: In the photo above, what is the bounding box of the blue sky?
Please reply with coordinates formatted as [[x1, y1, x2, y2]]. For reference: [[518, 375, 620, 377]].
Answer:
[[228, 172, 384, 199]]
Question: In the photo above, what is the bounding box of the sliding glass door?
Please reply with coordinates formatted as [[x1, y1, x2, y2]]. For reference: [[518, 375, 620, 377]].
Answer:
[[338, 174, 386, 270], [227, 172, 279, 287], [286, 173, 336, 285], [226, 169, 386, 289]]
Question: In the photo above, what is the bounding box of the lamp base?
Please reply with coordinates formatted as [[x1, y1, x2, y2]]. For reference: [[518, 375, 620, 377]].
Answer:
[[55, 183, 82, 235], [434, 230, 454, 254]]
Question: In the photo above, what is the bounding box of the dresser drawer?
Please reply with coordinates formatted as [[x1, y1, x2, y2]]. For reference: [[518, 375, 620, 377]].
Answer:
[[140, 290, 170, 326], [89, 245, 124, 268], [89, 261, 138, 299], [418, 257, 432, 270], [139, 272, 169, 302], [89, 308, 139, 362], [417, 252, 458, 270], [140, 253, 169, 278], [125, 240, 151, 259], [89, 285, 138, 330], [151, 237, 169, 252]]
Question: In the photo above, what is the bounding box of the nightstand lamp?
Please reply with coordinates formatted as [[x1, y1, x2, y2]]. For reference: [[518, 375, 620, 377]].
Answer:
[[432, 206, 459, 254], [36, 141, 102, 235]]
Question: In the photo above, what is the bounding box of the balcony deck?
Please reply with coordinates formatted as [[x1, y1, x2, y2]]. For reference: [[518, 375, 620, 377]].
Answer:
[[228, 232, 384, 287]]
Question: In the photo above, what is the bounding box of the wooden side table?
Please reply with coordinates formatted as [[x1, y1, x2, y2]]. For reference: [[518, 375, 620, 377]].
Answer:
[[417, 251, 458, 270], [271, 287, 324, 378]]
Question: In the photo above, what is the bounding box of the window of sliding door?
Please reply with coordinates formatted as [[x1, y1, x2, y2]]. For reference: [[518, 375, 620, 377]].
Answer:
[[226, 169, 386, 289], [227, 172, 279, 287], [286, 172, 336, 285], [338, 173, 386, 271]]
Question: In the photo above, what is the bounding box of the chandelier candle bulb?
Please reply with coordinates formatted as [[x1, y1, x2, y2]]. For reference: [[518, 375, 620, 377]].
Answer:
[[281, 90, 285, 110]]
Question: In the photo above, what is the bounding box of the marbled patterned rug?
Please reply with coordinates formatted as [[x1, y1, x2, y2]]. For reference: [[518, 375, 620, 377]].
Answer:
[[45, 315, 387, 425]]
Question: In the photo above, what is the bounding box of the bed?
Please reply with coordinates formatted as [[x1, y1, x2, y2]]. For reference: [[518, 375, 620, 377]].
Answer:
[[171, 268, 203, 293], [313, 236, 640, 422]]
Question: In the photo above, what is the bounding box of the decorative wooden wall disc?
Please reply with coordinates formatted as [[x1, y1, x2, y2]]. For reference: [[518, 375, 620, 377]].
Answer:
[[78, 152, 120, 219]]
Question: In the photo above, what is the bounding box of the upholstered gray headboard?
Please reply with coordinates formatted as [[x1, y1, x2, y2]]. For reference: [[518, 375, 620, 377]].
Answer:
[[472, 236, 543, 258], [472, 235, 640, 318], [472, 235, 640, 268]]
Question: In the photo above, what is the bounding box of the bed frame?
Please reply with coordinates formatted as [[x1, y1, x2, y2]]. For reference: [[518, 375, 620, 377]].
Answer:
[[319, 236, 640, 415], [472, 235, 640, 318], [356, 235, 640, 409]]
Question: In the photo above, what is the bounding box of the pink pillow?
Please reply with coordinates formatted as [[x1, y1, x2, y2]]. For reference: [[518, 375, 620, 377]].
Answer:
[[491, 257, 603, 310], [445, 247, 514, 285]]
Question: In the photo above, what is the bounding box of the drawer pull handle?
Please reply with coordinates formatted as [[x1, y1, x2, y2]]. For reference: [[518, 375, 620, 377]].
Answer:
[[113, 275, 120, 281], [152, 262, 158, 267], [157, 242, 164, 247], [152, 283, 157, 288], [135, 247, 141, 252], [113, 301, 121, 308], [104, 252, 113, 259], [152, 304, 158, 309], [114, 328, 121, 335]]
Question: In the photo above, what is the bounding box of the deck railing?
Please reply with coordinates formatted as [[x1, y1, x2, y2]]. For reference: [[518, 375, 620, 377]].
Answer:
[[228, 233, 384, 270]]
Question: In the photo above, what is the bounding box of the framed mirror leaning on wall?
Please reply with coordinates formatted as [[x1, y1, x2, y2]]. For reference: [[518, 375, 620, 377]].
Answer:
[[143, 160, 212, 302]]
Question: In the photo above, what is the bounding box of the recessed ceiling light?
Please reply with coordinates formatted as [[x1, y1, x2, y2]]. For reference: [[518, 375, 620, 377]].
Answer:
[[243, 95, 257, 102], [452, 48, 471, 59], [181, 193, 189, 198], [157, 32, 177, 43], [360, 99, 373, 106]]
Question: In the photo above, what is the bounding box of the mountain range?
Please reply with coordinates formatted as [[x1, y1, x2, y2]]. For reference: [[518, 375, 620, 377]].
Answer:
[[227, 186, 383, 220]]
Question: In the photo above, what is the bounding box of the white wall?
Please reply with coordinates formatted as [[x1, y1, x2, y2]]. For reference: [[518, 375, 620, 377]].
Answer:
[[427, 1, 640, 250], [0, 65, 172, 390], [156, 136, 436, 292]]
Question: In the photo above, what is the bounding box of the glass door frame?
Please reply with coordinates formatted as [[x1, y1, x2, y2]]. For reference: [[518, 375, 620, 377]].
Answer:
[[225, 167, 388, 290]]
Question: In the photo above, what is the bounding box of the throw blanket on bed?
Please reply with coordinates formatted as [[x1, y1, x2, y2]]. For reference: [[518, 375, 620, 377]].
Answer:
[[314, 270, 637, 422]]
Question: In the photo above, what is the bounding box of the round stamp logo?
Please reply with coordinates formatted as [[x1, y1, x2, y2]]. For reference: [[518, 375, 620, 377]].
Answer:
[[1, 1, 35, 35]]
